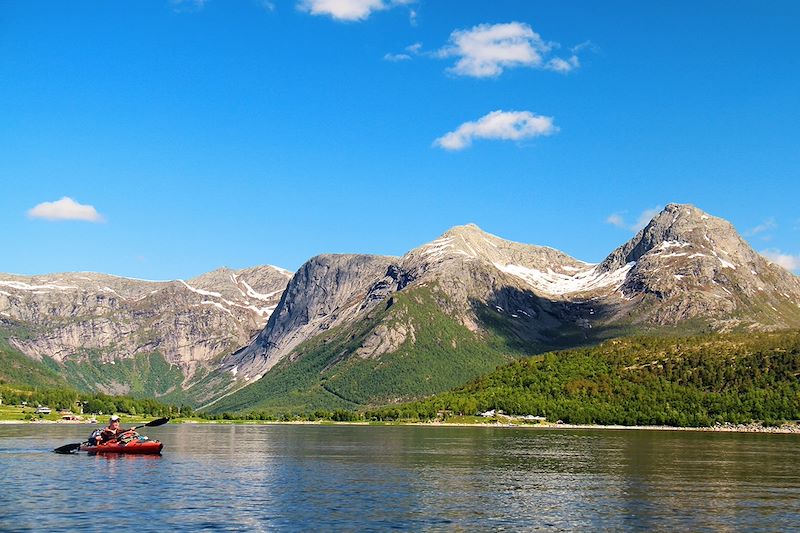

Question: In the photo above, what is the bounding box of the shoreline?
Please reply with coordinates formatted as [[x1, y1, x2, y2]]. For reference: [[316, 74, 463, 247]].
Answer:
[[2, 418, 798, 434], [406, 421, 800, 434]]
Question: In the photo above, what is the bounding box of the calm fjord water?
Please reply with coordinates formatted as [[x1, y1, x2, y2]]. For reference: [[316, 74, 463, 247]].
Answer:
[[1, 424, 798, 531]]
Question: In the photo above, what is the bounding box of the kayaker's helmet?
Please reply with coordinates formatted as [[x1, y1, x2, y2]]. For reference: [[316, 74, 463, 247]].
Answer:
[[110, 415, 120, 423]]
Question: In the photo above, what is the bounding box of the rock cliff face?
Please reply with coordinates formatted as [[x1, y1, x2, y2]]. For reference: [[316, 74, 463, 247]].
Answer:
[[228, 254, 397, 381], [216, 204, 800, 410], [220, 228, 583, 386], [0, 266, 292, 392]]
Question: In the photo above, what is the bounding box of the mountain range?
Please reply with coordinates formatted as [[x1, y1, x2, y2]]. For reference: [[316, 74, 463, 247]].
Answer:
[[2, 204, 799, 412], [0, 266, 290, 403]]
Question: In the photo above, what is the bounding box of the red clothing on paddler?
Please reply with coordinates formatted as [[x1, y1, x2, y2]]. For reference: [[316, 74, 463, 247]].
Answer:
[[99, 426, 128, 442], [96, 417, 129, 444]]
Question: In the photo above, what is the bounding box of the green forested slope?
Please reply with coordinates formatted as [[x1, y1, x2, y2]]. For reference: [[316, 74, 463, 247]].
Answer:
[[376, 332, 800, 426], [1, 326, 188, 404], [0, 333, 69, 389], [206, 285, 518, 414], [42, 352, 187, 400]]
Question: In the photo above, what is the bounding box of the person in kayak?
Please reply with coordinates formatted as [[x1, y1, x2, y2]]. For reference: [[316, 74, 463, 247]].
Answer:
[[94, 415, 131, 445]]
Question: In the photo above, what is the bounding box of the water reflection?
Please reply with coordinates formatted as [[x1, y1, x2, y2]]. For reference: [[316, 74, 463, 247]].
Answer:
[[0, 424, 798, 531]]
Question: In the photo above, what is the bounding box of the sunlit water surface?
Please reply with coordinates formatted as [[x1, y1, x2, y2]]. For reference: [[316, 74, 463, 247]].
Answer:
[[1, 424, 798, 531]]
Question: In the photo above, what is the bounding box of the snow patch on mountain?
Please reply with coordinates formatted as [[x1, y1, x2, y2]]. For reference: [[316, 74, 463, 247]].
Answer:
[[655, 240, 693, 251], [494, 262, 635, 296], [179, 280, 222, 297], [422, 237, 455, 258], [269, 265, 294, 277], [241, 280, 282, 301], [0, 280, 77, 291]]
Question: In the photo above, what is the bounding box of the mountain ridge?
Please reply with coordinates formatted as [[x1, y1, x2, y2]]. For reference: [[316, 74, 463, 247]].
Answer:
[[0, 265, 293, 401], [209, 203, 800, 413], [2, 203, 799, 412]]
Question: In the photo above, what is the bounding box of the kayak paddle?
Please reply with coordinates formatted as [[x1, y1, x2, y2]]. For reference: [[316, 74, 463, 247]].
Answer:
[[52, 417, 170, 454], [125, 416, 170, 433]]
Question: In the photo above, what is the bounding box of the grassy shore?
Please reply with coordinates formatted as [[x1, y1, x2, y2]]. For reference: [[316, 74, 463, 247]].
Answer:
[[2, 405, 797, 434], [0, 405, 149, 424]]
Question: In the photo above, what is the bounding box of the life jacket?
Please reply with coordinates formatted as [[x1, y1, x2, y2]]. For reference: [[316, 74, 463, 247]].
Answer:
[[88, 428, 102, 446], [117, 431, 140, 444]]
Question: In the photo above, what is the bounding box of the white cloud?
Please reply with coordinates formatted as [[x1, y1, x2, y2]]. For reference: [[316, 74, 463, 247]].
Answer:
[[745, 217, 777, 236], [434, 110, 557, 151], [606, 213, 626, 229], [437, 22, 580, 78], [301, 0, 383, 20], [760, 249, 800, 272], [571, 40, 599, 54], [546, 55, 580, 73], [299, 0, 413, 21], [171, 0, 207, 13], [633, 207, 662, 231], [606, 206, 662, 232], [405, 42, 422, 54], [384, 42, 422, 61], [27, 197, 105, 223], [383, 52, 411, 62]]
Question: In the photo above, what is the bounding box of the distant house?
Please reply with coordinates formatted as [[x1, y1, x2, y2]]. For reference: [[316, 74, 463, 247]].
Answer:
[[35, 406, 52, 415], [479, 409, 497, 417]]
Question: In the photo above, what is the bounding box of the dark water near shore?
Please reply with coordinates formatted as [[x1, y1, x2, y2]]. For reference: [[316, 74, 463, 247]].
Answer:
[[1, 424, 798, 531]]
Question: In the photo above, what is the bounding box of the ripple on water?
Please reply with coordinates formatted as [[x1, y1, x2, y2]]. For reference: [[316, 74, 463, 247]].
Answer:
[[0, 425, 799, 531]]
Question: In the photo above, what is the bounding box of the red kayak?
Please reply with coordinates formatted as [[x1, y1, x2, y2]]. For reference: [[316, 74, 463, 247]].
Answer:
[[53, 418, 170, 455], [80, 437, 163, 455]]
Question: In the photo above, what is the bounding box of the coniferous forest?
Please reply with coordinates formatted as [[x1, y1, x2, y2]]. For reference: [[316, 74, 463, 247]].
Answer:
[[362, 332, 800, 426]]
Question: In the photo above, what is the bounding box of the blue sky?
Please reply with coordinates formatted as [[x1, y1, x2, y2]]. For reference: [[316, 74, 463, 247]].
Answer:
[[2, 0, 799, 278]]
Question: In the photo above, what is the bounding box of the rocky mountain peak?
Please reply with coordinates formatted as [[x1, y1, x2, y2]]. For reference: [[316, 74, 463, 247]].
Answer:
[[442, 222, 485, 237], [645, 203, 740, 247], [585, 204, 800, 327], [599, 204, 748, 272], [224, 253, 398, 380], [407, 223, 585, 273], [186, 265, 292, 308]]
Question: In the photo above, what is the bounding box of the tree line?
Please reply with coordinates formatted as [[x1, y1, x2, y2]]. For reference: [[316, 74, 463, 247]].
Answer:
[[0, 384, 191, 418], [208, 331, 800, 427]]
